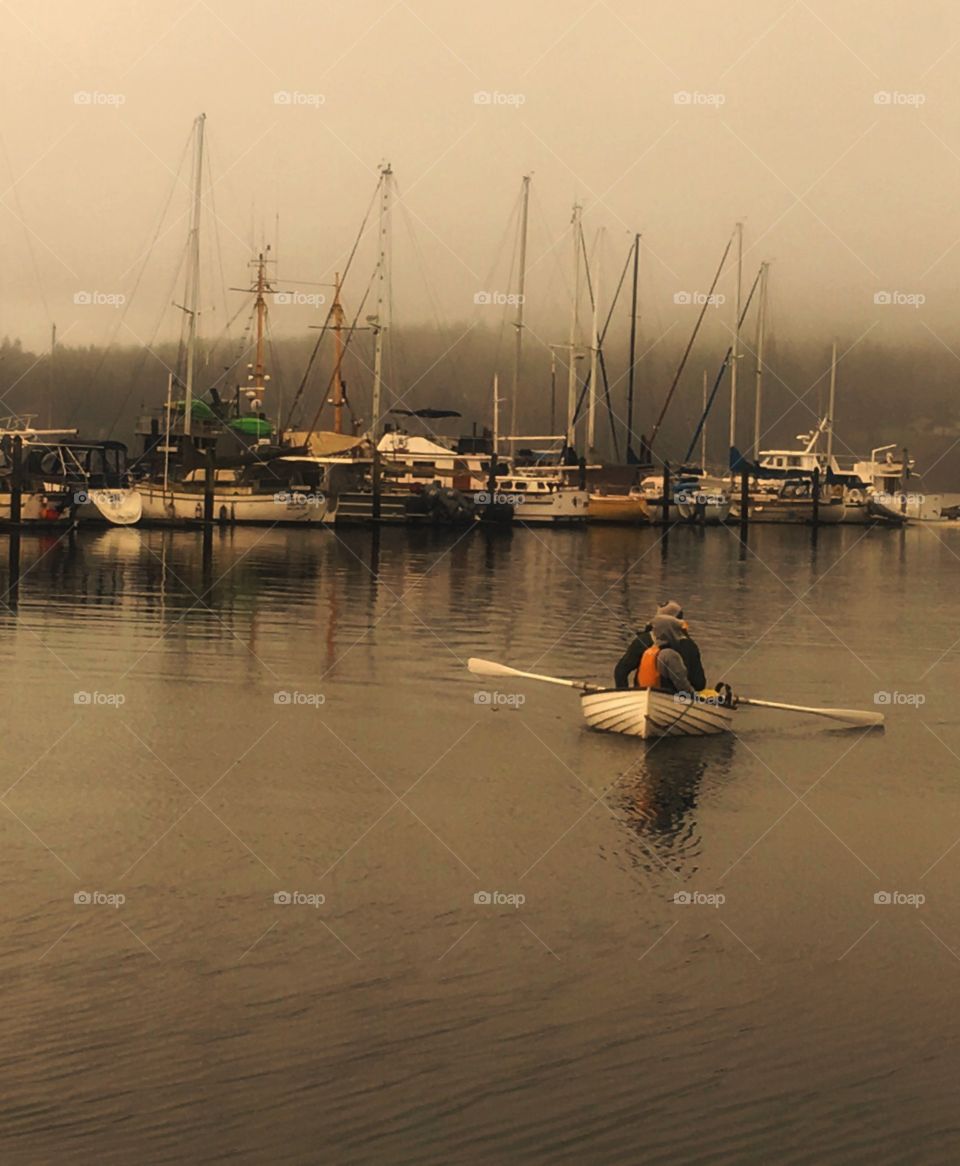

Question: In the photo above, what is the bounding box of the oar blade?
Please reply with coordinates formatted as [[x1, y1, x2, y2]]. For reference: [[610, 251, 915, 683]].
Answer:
[[468, 657, 519, 679]]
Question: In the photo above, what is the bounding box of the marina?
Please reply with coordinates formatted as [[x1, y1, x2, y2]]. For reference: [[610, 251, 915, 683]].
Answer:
[[6, 0, 960, 1161]]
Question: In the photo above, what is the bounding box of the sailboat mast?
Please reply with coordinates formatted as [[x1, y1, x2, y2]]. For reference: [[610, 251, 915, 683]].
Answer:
[[826, 339, 837, 466], [183, 112, 205, 438], [701, 369, 708, 470], [510, 175, 530, 439], [587, 232, 601, 459], [252, 250, 267, 407], [752, 260, 769, 456], [727, 220, 743, 455], [565, 201, 582, 450], [626, 233, 639, 462], [370, 163, 391, 444], [332, 272, 345, 435]]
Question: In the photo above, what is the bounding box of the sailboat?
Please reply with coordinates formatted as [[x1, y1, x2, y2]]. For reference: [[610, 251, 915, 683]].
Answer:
[[135, 116, 340, 525]]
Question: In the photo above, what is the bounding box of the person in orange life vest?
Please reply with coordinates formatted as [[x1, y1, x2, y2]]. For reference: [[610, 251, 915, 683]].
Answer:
[[613, 600, 706, 690], [635, 614, 698, 696]]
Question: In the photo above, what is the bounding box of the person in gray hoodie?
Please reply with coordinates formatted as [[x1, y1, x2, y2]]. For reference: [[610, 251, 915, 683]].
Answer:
[[613, 600, 707, 690], [648, 614, 697, 696]]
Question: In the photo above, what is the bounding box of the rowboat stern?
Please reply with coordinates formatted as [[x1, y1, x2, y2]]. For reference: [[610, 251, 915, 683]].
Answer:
[[580, 688, 734, 739]]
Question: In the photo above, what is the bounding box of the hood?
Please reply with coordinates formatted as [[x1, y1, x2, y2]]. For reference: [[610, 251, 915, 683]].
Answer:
[[652, 614, 686, 650], [657, 600, 683, 618]]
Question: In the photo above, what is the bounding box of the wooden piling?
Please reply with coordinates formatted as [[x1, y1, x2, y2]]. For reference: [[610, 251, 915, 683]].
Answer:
[[661, 461, 671, 527], [739, 466, 749, 537], [811, 466, 820, 528], [10, 436, 22, 527]]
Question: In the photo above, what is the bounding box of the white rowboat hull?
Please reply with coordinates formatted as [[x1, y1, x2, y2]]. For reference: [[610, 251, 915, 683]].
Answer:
[[580, 688, 734, 739]]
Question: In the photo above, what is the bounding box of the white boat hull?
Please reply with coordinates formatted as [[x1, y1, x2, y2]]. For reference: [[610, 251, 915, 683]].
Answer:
[[580, 688, 734, 739], [138, 485, 334, 524]]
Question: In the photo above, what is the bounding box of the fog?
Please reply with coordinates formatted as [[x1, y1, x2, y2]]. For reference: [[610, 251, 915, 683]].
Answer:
[[3, 0, 960, 476]]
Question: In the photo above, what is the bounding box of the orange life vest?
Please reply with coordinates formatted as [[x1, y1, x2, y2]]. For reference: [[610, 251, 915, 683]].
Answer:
[[636, 645, 661, 689]]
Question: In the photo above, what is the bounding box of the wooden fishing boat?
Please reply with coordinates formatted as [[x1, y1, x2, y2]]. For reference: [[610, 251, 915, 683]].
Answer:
[[580, 688, 734, 739]]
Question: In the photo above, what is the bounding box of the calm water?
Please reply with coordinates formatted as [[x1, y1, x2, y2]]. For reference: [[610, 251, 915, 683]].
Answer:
[[1, 520, 959, 1164]]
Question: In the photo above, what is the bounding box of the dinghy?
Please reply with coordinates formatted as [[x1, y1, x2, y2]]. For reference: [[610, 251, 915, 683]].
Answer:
[[467, 658, 884, 741], [580, 688, 733, 739]]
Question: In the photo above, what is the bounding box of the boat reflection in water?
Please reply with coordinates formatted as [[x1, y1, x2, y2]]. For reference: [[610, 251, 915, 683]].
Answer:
[[607, 734, 737, 877]]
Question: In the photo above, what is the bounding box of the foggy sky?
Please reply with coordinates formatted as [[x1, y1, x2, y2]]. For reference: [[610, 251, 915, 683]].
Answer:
[[3, 0, 960, 404]]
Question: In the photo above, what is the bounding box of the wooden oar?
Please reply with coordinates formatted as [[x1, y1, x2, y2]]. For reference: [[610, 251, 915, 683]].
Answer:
[[467, 657, 604, 693], [737, 696, 883, 727]]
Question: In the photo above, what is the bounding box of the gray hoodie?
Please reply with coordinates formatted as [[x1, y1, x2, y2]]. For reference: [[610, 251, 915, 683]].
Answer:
[[650, 615, 696, 695]]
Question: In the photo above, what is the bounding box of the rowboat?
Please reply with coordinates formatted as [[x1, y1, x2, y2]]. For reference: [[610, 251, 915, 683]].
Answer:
[[467, 658, 883, 739], [580, 688, 734, 739]]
